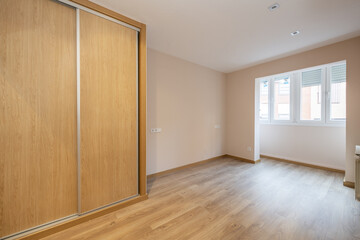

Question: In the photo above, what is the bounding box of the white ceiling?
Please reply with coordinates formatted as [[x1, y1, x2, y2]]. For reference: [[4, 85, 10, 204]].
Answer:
[[91, 0, 360, 73]]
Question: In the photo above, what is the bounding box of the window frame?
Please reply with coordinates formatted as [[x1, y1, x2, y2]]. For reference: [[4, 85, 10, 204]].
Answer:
[[296, 66, 326, 126], [326, 61, 347, 125], [270, 74, 294, 124], [259, 78, 270, 123], [257, 60, 346, 127]]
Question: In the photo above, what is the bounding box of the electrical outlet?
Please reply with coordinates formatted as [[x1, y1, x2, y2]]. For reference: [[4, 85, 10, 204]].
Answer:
[[247, 146, 252, 152], [151, 128, 162, 133], [214, 124, 221, 129]]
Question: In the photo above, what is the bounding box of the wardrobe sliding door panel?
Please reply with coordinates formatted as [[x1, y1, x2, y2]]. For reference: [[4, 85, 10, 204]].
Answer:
[[0, 0, 77, 237], [80, 10, 138, 213]]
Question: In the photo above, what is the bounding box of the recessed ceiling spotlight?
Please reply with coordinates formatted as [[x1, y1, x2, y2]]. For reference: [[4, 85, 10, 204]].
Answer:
[[291, 30, 300, 36], [268, 3, 280, 11]]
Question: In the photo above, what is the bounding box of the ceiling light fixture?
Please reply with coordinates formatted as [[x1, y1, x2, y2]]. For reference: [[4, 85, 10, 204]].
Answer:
[[268, 3, 280, 11], [291, 30, 300, 36]]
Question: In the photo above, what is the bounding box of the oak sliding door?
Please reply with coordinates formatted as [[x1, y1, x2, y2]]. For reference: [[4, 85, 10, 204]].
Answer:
[[80, 10, 138, 213], [0, 0, 140, 237], [0, 0, 77, 237]]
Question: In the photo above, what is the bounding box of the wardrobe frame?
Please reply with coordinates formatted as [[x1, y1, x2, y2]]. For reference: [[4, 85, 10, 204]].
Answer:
[[7, 0, 148, 239]]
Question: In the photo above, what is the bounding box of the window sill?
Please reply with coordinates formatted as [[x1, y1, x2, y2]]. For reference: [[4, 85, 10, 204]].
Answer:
[[259, 121, 345, 128]]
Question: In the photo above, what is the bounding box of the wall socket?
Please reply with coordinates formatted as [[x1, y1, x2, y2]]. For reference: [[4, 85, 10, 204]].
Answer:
[[151, 128, 162, 133], [247, 146, 252, 152]]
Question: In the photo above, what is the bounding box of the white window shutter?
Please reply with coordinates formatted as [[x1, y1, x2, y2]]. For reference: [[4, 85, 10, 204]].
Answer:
[[331, 64, 346, 83], [302, 69, 321, 87]]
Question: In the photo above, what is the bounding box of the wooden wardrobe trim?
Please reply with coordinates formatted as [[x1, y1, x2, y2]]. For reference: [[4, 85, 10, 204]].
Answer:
[[18, 195, 148, 240], [69, 0, 145, 29], [138, 24, 147, 196], [69, 0, 147, 197]]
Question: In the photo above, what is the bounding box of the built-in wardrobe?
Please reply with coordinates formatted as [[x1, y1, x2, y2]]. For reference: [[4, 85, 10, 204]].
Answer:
[[0, 0, 147, 239]]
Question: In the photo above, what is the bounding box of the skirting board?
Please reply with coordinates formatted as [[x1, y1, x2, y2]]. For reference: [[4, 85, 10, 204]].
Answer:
[[260, 154, 345, 174], [147, 154, 261, 179], [17, 195, 148, 240], [343, 179, 355, 189], [225, 154, 261, 164], [147, 155, 226, 179]]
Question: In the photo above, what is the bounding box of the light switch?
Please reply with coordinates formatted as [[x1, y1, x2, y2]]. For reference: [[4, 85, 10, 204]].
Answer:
[[151, 128, 162, 133]]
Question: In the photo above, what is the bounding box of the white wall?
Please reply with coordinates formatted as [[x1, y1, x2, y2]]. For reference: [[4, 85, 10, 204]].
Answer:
[[147, 48, 226, 175], [260, 125, 346, 170]]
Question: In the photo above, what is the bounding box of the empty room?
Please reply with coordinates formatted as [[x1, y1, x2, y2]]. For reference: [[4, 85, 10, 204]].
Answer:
[[1, 0, 360, 239]]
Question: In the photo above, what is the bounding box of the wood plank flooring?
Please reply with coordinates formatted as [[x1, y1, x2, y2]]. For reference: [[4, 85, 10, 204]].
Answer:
[[43, 157, 360, 240]]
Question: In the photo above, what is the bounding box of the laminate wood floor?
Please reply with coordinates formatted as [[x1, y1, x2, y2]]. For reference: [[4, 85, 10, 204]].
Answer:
[[43, 157, 360, 240]]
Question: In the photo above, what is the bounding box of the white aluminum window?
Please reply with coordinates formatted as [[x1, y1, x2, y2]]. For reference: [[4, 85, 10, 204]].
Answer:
[[327, 62, 346, 123], [258, 61, 346, 126]]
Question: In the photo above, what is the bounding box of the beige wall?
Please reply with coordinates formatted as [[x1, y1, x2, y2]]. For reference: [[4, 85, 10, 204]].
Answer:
[[226, 37, 360, 182], [147, 49, 226, 175]]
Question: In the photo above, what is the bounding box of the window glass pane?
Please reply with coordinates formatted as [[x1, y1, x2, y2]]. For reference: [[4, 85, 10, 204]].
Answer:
[[259, 80, 269, 120], [330, 81, 346, 120], [300, 69, 322, 121], [273, 76, 290, 120], [330, 64, 346, 121], [301, 85, 321, 120]]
